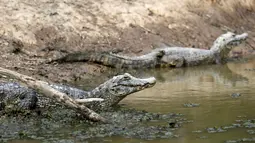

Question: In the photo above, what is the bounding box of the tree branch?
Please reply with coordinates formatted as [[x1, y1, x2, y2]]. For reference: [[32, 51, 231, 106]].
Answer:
[[75, 98, 104, 103], [0, 67, 106, 123]]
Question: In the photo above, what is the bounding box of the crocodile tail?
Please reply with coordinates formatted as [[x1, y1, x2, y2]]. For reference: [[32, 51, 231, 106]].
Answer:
[[50, 51, 118, 67], [55, 51, 139, 68], [50, 50, 164, 68], [50, 51, 102, 63]]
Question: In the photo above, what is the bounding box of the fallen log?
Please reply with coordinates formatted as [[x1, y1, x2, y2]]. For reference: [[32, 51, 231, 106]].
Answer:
[[0, 67, 106, 123], [75, 98, 104, 103]]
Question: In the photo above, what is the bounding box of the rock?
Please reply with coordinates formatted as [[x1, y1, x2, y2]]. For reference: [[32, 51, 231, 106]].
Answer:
[[183, 103, 200, 107], [231, 93, 241, 98]]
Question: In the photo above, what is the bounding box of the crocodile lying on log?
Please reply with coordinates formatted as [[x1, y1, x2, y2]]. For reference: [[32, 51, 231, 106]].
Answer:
[[50, 32, 248, 68], [0, 73, 156, 112], [153, 32, 248, 67]]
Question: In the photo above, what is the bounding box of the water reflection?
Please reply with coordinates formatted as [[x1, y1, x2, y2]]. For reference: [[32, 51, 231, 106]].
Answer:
[[120, 58, 255, 143]]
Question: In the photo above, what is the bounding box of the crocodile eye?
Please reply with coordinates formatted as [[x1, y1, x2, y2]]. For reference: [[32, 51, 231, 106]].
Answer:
[[123, 76, 131, 80], [157, 50, 165, 57]]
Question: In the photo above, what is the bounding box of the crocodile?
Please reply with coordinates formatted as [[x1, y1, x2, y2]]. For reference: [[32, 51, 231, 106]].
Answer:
[[154, 32, 248, 67], [50, 50, 166, 69], [50, 32, 248, 68], [0, 73, 156, 112]]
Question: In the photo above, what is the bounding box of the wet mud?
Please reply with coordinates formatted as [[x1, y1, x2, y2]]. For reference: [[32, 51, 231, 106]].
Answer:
[[0, 106, 186, 142]]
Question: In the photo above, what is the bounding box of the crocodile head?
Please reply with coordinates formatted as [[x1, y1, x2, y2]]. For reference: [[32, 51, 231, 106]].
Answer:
[[210, 32, 248, 56], [89, 73, 156, 110]]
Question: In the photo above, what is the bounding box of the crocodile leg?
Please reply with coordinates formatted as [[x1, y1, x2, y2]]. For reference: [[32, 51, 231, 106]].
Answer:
[[214, 52, 222, 65]]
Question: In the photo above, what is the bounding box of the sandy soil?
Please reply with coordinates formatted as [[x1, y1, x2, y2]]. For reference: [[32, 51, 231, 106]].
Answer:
[[0, 0, 255, 84]]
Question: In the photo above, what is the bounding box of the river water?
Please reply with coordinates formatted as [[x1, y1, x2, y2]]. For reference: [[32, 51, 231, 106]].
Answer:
[[104, 58, 255, 143], [7, 58, 255, 143]]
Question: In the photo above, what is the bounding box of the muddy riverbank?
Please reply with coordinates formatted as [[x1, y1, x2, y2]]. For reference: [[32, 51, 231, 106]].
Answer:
[[0, 0, 255, 142], [0, 0, 255, 83], [0, 106, 184, 142], [1, 56, 255, 143]]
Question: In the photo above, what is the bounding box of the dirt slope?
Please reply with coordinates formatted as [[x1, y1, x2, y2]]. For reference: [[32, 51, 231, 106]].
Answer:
[[0, 0, 254, 84]]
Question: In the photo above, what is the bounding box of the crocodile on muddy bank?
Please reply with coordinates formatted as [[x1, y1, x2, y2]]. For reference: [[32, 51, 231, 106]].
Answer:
[[155, 32, 248, 67], [50, 32, 248, 68], [0, 73, 156, 112], [0, 74, 185, 142]]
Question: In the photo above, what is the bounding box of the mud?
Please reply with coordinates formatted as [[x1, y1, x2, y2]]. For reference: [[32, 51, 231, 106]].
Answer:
[[0, 106, 185, 142], [192, 118, 255, 142]]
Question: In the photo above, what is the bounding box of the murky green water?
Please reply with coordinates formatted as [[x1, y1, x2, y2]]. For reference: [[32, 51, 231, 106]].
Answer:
[[7, 58, 255, 143], [118, 59, 255, 143]]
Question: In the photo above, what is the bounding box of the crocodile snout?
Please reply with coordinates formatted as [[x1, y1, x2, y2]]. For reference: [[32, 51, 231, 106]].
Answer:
[[238, 33, 248, 40], [145, 77, 156, 87], [138, 77, 156, 90]]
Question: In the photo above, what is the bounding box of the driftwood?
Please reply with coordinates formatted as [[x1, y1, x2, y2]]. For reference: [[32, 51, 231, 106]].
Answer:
[[75, 98, 104, 103], [0, 67, 106, 123]]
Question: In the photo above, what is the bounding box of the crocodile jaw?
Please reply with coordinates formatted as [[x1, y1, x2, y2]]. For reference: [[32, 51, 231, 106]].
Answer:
[[133, 76, 156, 90], [230, 33, 248, 46], [210, 32, 248, 54]]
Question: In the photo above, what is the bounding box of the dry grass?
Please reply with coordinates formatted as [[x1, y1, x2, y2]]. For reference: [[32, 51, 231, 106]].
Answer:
[[214, 0, 255, 19], [188, 0, 255, 16], [193, 0, 255, 9], [187, 0, 255, 31]]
